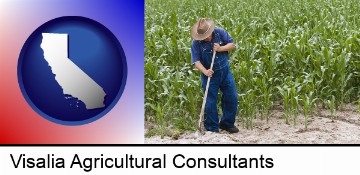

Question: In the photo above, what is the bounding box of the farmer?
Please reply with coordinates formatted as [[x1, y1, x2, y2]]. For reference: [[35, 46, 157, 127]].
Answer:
[[191, 18, 239, 133]]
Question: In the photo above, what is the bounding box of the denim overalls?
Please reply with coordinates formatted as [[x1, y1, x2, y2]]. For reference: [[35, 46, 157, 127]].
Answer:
[[191, 28, 238, 132]]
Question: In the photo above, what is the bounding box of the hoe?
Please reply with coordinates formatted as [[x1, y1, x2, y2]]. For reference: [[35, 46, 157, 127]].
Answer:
[[198, 50, 216, 132]]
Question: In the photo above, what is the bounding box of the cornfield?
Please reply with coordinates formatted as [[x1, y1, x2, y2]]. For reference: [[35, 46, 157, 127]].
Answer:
[[145, 0, 360, 137]]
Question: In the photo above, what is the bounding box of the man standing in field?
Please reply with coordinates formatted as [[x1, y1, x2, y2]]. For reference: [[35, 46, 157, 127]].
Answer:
[[191, 18, 239, 133]]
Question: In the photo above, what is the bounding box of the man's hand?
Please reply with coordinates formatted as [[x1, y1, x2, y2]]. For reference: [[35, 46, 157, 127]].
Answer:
[[194, 61, 214, 77], [213, 43, 236, 52], [213, 43, 222, 52], [202, 69, 214, 77]]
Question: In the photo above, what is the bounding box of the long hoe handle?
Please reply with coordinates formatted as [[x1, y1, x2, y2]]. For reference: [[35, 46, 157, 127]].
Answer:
[[198, 50, 216, 131]]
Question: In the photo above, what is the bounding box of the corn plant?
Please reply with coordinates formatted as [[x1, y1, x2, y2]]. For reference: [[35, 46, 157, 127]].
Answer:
[[327, 95, 336, 122], [301, 92, 316, 129], [290, 85, 301, 126], [277, 85, 291, 124], [239, 90, 256, 129]]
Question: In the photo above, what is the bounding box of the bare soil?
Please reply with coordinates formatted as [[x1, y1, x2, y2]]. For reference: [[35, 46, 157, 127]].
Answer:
[[145, 104, 360, 144]]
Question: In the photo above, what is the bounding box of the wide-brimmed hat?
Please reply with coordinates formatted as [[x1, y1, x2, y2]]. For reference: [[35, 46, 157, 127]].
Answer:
[[191, 18, 215, 40]]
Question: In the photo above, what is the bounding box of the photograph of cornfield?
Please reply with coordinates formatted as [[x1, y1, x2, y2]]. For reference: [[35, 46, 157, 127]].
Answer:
[[145, 0, 360, 143]]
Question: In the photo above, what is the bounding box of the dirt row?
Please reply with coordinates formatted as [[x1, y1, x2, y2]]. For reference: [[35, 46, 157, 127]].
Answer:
[[145, 105, 360, 144]]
